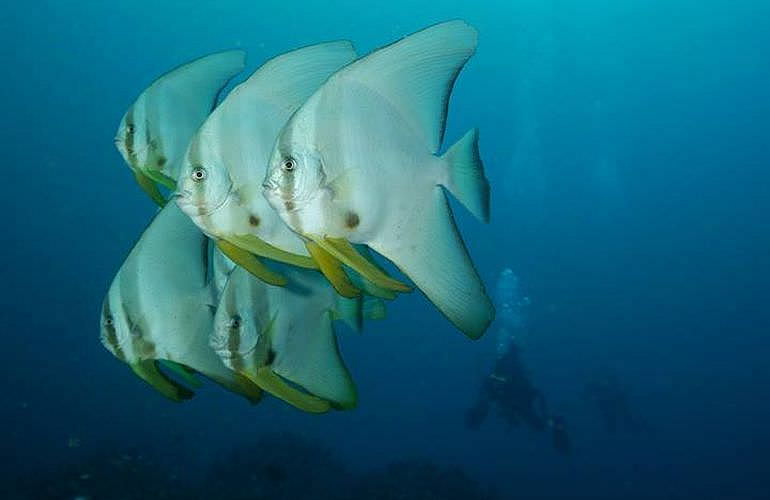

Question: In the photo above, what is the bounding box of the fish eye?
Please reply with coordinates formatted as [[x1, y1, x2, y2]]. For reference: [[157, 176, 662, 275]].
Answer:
[[281, 157, 296, 172], [191, 166, 207, 182], [228, 316, 241, 330], [105, 316, 114, 326], [126, 124, 135, 134]]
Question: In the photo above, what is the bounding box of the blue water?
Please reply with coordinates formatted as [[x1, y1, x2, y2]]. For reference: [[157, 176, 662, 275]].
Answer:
[[3, 1, 769, 498]]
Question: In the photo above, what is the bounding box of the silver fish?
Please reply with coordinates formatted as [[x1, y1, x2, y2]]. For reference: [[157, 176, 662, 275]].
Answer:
[[263, 21, 494, 339], [115, 50, 245, 205]]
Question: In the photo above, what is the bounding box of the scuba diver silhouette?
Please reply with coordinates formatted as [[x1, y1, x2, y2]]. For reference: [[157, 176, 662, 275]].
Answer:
[[465, 269, 571, 454]]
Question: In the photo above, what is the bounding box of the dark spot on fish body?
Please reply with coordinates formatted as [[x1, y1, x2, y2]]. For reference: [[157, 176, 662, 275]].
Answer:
[[156, 156, 167, 168], [267, 349, 276, 365], [284, 201, 295, 211], [136, 337, 157, 359], [249, 215, 260, 227], [345, 211, 360, 229]]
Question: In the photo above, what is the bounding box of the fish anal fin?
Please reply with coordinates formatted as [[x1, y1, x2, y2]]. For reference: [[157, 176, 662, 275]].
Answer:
[[369, 188, 494, 339], [271, 311, 358, 409]]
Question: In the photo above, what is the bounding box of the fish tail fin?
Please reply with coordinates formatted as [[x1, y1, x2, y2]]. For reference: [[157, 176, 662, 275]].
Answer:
[[441, 128, 490, 222], [370, 188, 494, 339], [332, 296, 363, 333]]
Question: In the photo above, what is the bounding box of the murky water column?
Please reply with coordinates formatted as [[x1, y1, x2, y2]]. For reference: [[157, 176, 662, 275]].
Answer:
[[494, 268, 530, 358]]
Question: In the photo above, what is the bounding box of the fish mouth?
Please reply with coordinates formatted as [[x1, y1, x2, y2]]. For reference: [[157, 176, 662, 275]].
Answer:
[[174, 183, 233, 217], [211, 334, 258, 361]]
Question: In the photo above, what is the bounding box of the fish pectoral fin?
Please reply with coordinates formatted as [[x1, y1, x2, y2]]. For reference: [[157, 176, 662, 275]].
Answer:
[[144, 169, 177, 190], [305, 240, 361, 298], [216, 240, 287, 287], [312, 237, 411, 293], [227, 234, 317, 270], [130, 360, 194, 402], [158, 360, 204, 389], [133, 170, 167, 207], [250, 366, 331, 414]]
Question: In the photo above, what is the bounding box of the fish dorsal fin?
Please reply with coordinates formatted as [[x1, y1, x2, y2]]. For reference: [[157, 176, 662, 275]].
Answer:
[[271, 311, 357, 409], [332, 20, 477, 152], [150, 50, 246, 113], [141, 50, 245, 180], [227, 41, 356, 117]]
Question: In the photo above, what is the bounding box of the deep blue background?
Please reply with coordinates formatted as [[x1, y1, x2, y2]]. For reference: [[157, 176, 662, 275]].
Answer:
[[2, 1, 769, 498]]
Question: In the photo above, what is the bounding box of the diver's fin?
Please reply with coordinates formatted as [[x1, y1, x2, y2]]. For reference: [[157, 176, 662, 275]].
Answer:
[[216, 240, 287, 287], [305, 240, 361, 298], [369, 188, 494, 340], [159, 360, 204, 389], [441, 128, 490, 222], [144, 169, 177, 190], [236, 40, 356, 114], [363, 295, 387, 321], [332, 296, 363, 333], [271, 311, 358, 409], [227, 234, 317, 270], [130, 360, 194, 402], [311, 237, 411, 293], [333, 21, 476, 153], [133, 169, 166, 206], [207, 372, 263, 404], [251, 366, 331, 413], [347, 245, 398, 300]]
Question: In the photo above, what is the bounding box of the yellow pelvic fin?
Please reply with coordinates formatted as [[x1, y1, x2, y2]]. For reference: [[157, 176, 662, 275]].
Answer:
[[313, 237, 412, 293], [351, 245, 398, 300], [216, 240, 287, 287], [144, 169, 177, 190], [130, 360, 194, 402], [159, 360, 203, 389], [305, 240, 361, 298], [227, 234, 317, 270], [208, 372, 264, 404], [250, 366, 331, 414], [231, 373, 264, 404], [133, 170, 167, 207]]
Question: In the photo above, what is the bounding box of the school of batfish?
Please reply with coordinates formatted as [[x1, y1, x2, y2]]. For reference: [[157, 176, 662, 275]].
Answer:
[[101, 20, 494, 413]]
